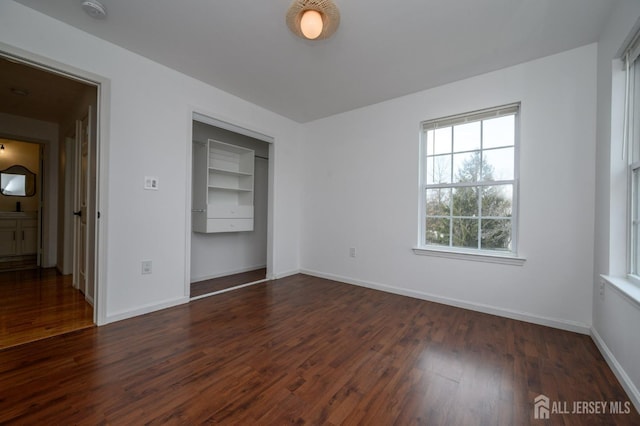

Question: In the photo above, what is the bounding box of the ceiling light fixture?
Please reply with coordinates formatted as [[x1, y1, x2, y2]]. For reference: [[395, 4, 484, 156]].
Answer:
[[0, 144, 4, 152], [286, 0, 340, 40], [82, 0, 107, 19]]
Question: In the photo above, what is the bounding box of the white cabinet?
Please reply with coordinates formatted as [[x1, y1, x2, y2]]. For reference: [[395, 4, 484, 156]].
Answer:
[[0, 214, 37, 256], [20, 219, 38, 255], [193, 139, 255, 233], [0, 220, 16, 256]]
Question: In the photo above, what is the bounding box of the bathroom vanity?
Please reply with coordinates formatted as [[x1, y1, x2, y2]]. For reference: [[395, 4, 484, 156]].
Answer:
[[0, 211, 38, 258]]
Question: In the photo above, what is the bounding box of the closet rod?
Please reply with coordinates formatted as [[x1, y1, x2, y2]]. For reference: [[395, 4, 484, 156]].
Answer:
[[255, 155, 269, 160]]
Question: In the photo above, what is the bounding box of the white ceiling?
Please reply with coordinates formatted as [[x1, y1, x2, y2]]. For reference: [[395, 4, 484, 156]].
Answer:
[[14, 0, 615, 123]]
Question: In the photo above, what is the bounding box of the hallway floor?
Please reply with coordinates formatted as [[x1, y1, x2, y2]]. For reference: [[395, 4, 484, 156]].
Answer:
[[0, 268, 93, 350]]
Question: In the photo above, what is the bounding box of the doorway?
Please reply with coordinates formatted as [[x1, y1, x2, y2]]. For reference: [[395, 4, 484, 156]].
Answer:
[[0, 51, 102, 345], [0, 139, 41, 272], [189, 115, 273, 298]]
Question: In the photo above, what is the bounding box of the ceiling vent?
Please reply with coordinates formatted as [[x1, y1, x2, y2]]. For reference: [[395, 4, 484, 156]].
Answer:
[[81, 0, 107, 19]]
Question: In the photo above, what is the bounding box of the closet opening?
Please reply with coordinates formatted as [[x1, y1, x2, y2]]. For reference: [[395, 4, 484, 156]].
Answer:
[[189, 115, 272, 299]]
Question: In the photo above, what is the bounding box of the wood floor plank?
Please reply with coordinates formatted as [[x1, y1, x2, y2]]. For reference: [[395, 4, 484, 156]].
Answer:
[[0, 268, 94, 349], [0, 274, 638, 424], [190, 268, 267, 297]]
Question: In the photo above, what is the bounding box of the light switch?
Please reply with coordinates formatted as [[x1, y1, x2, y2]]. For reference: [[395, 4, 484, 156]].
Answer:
[[144, 176, 159, 190]]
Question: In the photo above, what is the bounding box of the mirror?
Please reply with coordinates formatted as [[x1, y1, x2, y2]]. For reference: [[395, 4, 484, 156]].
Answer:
[[0, 165, 36, 197]]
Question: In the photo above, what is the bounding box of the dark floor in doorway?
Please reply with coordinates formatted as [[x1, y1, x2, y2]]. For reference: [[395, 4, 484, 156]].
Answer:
[[190, 268, 267, 297]]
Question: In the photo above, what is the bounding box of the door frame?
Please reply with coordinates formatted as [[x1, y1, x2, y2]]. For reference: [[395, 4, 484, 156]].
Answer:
[[0, 42, 110, 325], [185, 110, 276, 296]]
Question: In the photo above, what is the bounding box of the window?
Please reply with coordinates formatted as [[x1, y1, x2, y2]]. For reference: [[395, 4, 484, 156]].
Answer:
[[625, 32, 640, 280], [419, 104, 520, 257]]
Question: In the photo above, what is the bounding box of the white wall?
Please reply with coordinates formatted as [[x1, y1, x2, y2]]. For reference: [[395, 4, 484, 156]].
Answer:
[[301, 44, 597, 332], [191, 121, 269, 281], [593, 0, 640, 409], [0, 2, 302, 323], [0, 112, 58, 267]]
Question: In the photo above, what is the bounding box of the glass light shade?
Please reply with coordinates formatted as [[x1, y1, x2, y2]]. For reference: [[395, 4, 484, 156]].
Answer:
[[300, 10, 323, 39]]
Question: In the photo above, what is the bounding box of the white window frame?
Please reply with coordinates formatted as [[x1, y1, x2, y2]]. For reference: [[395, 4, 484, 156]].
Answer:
[[414, 103, 525, 265], [625, 30, 640, 285]]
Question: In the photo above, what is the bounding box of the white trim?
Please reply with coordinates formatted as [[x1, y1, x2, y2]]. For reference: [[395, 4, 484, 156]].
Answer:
[[412, 246, 526, 266], [591, 327, 640, 413], [104, 296, 189, 324], [601, 275, 640, 308], [190, 264, 267, 283], [300, 269, 589, 334], [271, 269, 301, 280], [192, 112, 274, 144], [183, 108, 193, 300]]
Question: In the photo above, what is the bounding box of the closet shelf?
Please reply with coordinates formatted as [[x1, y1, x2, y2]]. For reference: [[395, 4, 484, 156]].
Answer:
[[208, 167, 252, 177], [193, 139, 255, 233], [208, 185, 252, 192]]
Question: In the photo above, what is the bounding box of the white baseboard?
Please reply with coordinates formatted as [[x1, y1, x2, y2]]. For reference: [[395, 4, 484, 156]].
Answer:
[[191, 264, 267, 283], [104, 296, 189, 324], [591, 327, 640, 413], [271, 269, 300, 280], [300, 269, 591, 335]]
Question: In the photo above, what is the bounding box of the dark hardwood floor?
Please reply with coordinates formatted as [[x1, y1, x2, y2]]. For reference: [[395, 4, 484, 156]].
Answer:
[[191, 267, 267, 297], [0, 268, 94, 349], [1, 274, 637, 424]]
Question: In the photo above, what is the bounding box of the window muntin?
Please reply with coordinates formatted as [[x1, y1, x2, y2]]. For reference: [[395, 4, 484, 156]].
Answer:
[[421, 104, 519, 254]]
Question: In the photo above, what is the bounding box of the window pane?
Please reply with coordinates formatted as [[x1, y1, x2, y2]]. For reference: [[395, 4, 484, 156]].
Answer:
[[483, 115, 514, 149], [426, 217, 450, 246], [633, 168, 640, 275], [633, 60, 640, 164], [452, 218, 478, 248], [426, 130, 434, 156], [482, 185, 512, 217], [433, 127, 452, 155], [426, 155, 452, 184], [482, 147, 514, 181], [453, 151, 481, 183], [426, 188, 451, 216], [481, 219, 512, 250], [453, 121, 480, 153], [453, 186, 478, 217]]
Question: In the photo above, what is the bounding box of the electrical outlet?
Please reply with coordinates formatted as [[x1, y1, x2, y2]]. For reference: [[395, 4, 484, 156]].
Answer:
[[599, 280, 605, 297], [349, 247, 356, 258], [141, 260, 152, 275]]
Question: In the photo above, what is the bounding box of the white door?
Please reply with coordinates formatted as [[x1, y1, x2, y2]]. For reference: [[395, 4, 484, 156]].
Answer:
[[73, 111, 91, 296]]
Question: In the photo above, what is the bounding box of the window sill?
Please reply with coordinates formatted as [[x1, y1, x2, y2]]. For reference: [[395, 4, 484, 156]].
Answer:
[[600, 275, 640, 308], [412, 247, 526, 266]]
